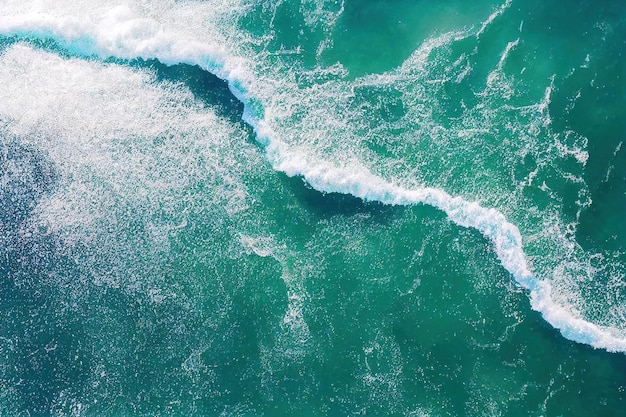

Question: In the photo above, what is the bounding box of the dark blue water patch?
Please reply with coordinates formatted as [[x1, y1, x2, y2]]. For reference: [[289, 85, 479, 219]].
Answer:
[[136, 59, 248, 127], [508, 315, 626, 417], [0, 36, 12, 52], [0, 36, 79, 60], [0, 135, 58, 232], [0, 271, 92, 416], [280, 174, 402, 221]]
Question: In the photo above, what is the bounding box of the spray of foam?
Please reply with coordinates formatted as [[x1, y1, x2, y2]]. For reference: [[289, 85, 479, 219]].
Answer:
[[1, 1, 626, 353], [476, 0, 512, 39], [0, 43, 256, 295]]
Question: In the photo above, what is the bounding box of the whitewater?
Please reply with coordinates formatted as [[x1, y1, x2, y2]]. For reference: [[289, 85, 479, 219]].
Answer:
[[1, 0, 624, 354]]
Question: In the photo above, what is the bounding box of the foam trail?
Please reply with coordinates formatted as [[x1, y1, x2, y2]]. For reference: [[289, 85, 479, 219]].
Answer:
[[476, 0, 512, 39], [2, 11, 626, 353], [0, 10, 249, 89]]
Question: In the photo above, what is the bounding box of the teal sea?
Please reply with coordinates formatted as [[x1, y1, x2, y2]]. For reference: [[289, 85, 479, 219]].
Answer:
[[1, 0, 626, 415]]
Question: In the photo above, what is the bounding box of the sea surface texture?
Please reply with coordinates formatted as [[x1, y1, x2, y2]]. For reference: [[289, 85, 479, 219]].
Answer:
[[1, 0, 626, 415]]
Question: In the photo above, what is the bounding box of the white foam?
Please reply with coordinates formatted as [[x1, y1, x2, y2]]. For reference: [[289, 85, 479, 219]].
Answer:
[[2, 3, 626, 353], [0, 43, 255, 290], [0, 2, 251, 87], [476, 0, 512, 39]]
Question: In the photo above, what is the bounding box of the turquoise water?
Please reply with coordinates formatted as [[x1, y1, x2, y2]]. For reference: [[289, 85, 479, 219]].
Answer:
[[1, 0, 626, 415]]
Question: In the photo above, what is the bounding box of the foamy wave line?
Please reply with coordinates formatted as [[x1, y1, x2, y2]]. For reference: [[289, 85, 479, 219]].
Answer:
[[476, 0, 512, 39], [2, 11, 626, 353]]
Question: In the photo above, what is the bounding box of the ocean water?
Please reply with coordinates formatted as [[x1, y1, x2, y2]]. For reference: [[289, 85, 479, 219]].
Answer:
[[1, 0, 626, 415]]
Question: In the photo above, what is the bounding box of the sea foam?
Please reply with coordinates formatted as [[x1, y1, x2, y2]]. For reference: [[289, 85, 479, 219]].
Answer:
[[2, 1, 626, 353]]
